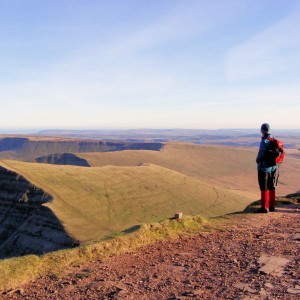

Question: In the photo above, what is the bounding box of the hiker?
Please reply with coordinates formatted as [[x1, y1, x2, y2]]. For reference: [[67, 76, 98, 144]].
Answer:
[[256, 123, 277, 213]]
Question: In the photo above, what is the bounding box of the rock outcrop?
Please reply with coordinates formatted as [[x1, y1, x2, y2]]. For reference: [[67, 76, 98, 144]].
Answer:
[[0, 166, 76, 259]]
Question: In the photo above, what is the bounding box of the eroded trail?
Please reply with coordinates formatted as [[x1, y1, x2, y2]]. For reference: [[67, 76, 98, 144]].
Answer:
[[2, 205, 300, 300]]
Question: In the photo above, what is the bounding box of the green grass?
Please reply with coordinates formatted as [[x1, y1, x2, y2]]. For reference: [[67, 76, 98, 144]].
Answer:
[[78, 143, 300, 198], [79, 143, 257, 184], [0, 160, 250, 242]]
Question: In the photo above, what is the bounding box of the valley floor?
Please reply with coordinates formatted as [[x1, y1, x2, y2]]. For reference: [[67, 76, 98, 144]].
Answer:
[[2, 204, 300, 300]]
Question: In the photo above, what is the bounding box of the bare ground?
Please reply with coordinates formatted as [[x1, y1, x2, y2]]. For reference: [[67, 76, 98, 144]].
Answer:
[[2, 204, 300, 300]]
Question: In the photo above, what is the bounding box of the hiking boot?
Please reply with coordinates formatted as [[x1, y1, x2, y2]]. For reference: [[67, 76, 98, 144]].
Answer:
[[269, 207, 276, 212], [255, 207, 268, 213]]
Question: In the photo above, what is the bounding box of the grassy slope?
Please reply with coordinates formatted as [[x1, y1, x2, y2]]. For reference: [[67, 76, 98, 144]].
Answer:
[[78, 143, 300, 197], [79, 143, 258, 196], [0, 159, 249, 243]]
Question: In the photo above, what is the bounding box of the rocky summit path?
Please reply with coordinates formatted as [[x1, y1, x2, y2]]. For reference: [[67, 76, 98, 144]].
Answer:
[[2, 204, 300, 300]]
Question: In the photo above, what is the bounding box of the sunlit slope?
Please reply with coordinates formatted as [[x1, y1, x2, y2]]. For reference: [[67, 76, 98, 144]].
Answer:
[[78, 144, 257, 195], [78, 143, 300, 197], [0, 160, 250, 242]]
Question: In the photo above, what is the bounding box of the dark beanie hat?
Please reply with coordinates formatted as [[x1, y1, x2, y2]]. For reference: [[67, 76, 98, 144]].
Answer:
[[261, 123, 270, 132]]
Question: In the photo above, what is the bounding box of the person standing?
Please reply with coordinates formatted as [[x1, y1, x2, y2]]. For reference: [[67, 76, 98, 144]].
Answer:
[[256, 123, 277, 213]]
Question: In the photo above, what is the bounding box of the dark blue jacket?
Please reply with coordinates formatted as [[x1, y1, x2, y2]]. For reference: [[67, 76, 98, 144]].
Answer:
[[256, 134, 277, 172]]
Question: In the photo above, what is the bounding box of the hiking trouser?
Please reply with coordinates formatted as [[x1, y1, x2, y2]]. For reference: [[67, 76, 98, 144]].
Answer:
[[258, 170, 276, 209], [258, 170, 276, 191]]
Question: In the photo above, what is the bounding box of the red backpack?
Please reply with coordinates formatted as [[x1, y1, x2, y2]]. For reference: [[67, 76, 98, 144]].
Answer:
[[266, 137, 285, 166]]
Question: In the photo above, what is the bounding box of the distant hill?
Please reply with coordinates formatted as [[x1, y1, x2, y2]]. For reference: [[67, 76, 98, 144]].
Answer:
[[0, 131, 299, 163], [35, 129, 300, 148], [0, 136, 163, 161]]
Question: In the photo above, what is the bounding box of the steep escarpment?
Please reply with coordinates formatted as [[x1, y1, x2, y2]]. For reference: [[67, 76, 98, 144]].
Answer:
[[0, 167, 76, 259], [36, 153, 90, 166], [0, 137, 164, 161], [0, 138, 28, 151]]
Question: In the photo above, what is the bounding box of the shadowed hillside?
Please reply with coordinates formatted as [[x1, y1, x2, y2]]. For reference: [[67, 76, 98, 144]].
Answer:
[[0, 160, 251, 243], [0, 166, 76, 259], [36, 153, 91, 167]]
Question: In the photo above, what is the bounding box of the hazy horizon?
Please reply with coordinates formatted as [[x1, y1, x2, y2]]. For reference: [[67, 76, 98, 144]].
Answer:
[[1, 127, 300, 135]]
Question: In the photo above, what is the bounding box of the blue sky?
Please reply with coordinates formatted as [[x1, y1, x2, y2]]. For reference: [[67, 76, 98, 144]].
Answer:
[[1, 0, 300, 131]]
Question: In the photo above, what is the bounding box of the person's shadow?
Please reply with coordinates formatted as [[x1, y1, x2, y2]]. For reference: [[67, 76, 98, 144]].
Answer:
[[241, 194, 300, 215]]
